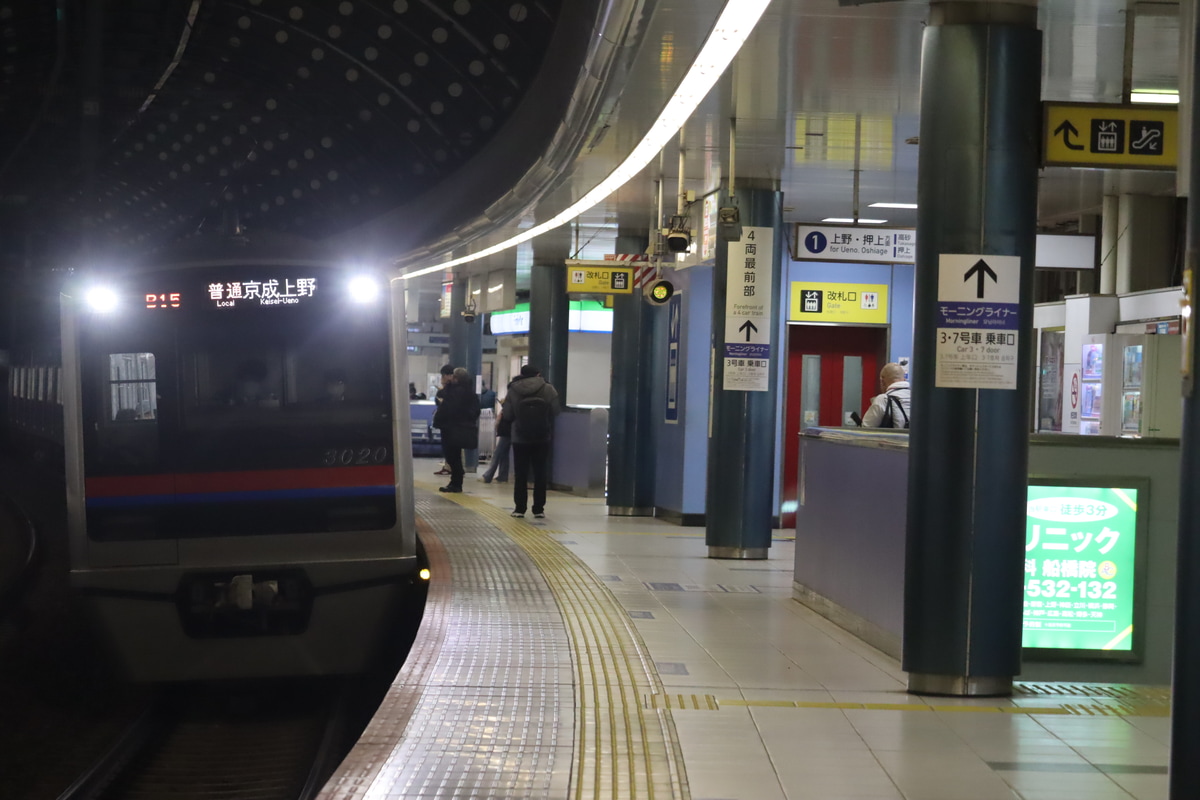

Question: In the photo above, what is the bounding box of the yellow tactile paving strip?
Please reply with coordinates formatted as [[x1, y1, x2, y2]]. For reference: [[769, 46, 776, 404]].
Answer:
[[439, 490, 691, 800]]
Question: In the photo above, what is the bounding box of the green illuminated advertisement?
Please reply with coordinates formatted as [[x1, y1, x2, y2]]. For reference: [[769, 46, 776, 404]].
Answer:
[[1023, 485, 1139, 653]]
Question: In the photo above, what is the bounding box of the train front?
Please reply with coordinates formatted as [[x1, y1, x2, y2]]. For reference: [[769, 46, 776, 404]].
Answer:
[[61, 259, 419, 681]]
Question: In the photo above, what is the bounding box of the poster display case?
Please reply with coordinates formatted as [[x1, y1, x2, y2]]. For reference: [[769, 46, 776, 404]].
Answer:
[[1023, 478, 1148, 662], [1120, 336, 1181, 437], [1078, 338, 1107, 435]]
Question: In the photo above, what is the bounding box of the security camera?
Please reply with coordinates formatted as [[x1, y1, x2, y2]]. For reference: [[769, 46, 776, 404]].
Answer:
[[665, 229, 691, 253], [718, 206, 742, 242], [461, 309, 476, 323]]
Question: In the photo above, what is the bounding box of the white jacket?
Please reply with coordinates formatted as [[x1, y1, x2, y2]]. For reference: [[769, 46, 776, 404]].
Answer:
[[862, 381, 911, 428]]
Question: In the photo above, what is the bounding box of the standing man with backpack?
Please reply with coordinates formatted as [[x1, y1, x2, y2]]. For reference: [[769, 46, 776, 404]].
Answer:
[[861, 362, 911, 428], [503, 364, 560, 518]]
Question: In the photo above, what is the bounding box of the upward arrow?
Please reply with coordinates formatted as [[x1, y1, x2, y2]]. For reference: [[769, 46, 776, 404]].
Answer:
[[738, 319, 758, 341], [963, 259, 998, 299], [1053, 119, 1085, 151]]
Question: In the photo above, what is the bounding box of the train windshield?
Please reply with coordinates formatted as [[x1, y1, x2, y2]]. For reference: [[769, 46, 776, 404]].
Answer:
[[180, 318, 390, 430]]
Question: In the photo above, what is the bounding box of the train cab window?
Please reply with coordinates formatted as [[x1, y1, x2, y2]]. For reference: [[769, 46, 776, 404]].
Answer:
[[108, 353, 158, 422]]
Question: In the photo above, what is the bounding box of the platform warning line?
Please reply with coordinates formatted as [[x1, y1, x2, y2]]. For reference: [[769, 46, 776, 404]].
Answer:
[[441, 491, 692, 800]]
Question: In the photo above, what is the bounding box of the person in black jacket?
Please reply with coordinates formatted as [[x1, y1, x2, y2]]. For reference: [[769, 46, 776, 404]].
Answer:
[[432, 367, 480, 493], [502, 364, 560, 518]]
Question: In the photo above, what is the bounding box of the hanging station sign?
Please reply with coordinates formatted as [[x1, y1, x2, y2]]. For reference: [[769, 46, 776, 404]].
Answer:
[[789, 282, 889, 324], [1043, 102, 1177, 170], [794, 225, 916, 264], [723, 227, 774, 392]]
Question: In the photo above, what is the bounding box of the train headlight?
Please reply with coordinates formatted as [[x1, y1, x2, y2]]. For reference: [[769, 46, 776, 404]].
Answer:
[[348, 275, 381, 303], [419, 568, 431, 581], [86, 286, 119, 313]]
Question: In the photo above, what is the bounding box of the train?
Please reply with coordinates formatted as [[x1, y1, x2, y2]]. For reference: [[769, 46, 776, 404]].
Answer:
[[9, 233, 423, 681]]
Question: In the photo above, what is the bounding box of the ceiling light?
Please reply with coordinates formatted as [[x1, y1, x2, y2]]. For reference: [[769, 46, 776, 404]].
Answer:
[[868, 202, 917, 209], [1130, 91, 1179, 104], [821, 217, 887, 224], [86, 286, 120, 313], [402, 0, 773, 280], [347, 275, 381, 303]]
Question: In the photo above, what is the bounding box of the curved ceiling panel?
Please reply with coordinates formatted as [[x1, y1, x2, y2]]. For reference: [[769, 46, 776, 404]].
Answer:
[[0, 0, 566, 266]]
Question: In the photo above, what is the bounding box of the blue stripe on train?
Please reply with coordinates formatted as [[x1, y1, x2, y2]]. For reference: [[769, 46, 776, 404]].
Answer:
[[86, 485, 396, 508]]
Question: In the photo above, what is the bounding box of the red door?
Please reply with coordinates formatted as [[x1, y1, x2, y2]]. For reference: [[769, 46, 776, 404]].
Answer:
[[781, 325, 888, 528]]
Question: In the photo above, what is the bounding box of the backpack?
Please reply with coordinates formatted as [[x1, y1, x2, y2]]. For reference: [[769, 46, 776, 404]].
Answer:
[[880, 394, 909, 429], [515, 394, 553, 442]]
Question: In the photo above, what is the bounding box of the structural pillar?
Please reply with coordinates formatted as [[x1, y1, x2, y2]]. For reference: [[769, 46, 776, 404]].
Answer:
[[607, 229, 656, 516], [449, 275, 482, 469], [530, 226, 571, 399], [1116, 195, 1176, 293], [1171, 5, 1200, 795], [1100, 194, 1119, 294], [904, 2, 1041, 697], [705, 184, 782, 559]]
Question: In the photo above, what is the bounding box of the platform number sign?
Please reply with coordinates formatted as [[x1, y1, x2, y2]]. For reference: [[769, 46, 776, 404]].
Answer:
[[803, 230, 828, 255]]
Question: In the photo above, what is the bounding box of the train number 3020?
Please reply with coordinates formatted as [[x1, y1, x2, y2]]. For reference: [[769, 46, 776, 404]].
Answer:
[[322, 447, 389, 466]]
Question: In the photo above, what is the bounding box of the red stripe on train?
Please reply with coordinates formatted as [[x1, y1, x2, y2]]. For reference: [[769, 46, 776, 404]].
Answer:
[[86, 465, 395, 498]]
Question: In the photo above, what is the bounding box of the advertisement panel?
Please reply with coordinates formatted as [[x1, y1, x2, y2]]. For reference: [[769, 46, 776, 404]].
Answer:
[[1023, 481, 1145, 661]]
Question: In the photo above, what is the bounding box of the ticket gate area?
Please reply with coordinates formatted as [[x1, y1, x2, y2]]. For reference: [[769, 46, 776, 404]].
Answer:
[[781, 325, 888, 527]]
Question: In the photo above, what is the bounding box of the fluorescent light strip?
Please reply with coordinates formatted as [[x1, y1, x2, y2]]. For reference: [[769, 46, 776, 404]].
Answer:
[[1130, 91, 1179, 104], [868, 202, 917, 209], [402, 0, 773, 280], [822, 217, 888, 224]]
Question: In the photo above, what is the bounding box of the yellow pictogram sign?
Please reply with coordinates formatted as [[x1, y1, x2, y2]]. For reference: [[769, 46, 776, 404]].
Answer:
[[563, 261, 634, 294], [1043, 102, 1177, 170], [790, 282, 889, 324]]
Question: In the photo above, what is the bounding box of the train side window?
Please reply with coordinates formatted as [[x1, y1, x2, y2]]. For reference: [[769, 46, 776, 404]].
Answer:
[[108, 353, 158, 422]]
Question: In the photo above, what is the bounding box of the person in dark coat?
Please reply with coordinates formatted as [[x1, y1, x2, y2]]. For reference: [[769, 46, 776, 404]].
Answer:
[[432, 364, 454, 475], [432, 366, 480, 492], [501, 364, 560, 518]]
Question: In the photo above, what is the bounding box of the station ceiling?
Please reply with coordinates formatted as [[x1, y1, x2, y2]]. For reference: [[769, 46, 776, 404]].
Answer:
[[0, 0, 1184, 291]]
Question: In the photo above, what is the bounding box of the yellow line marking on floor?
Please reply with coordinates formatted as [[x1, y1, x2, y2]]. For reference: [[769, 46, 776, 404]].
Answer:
[[708, 699, 1164, 717], [645, 694, 720, 711], [436, 490, 691, 800]]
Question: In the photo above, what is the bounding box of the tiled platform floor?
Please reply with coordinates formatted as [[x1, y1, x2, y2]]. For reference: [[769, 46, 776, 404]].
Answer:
[[327, 462, 1170, 800]]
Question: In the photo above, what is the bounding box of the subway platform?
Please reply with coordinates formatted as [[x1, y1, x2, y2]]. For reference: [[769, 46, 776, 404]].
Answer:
[[319, 463, 1170, 800]]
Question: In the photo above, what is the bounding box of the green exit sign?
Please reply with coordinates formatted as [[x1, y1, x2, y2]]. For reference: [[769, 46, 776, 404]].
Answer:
[[1023, 482, 1145, 661]]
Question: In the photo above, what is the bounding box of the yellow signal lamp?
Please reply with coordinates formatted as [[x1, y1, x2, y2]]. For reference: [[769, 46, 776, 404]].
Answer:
[[645, 279, 675, 306]]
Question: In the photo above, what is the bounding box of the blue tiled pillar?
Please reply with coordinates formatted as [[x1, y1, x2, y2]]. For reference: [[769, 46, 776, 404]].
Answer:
[[903, 3, 1041, 697]]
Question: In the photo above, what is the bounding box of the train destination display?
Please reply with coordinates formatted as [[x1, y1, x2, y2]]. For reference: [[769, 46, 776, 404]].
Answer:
[[1023, 483, 1140, 658], [207, 277, 318, 307]]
